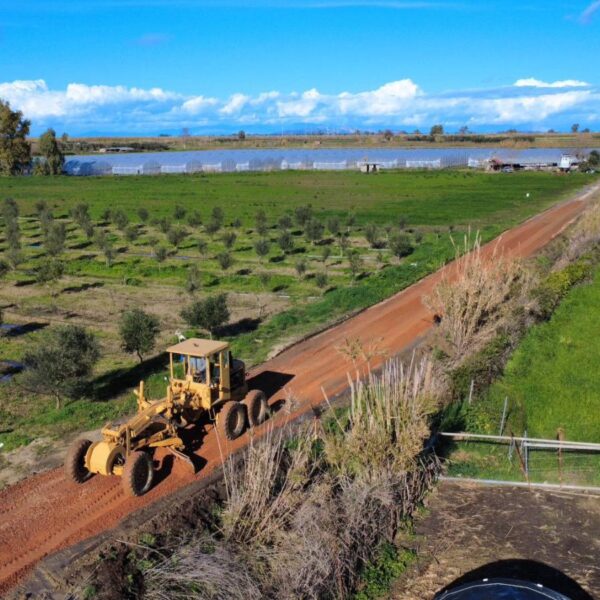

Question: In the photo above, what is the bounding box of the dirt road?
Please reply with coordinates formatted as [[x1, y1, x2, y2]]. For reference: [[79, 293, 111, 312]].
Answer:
[[0, 184, 596, 594]]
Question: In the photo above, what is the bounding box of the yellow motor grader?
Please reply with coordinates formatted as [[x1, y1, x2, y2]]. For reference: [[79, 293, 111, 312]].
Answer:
[[65, 338, 268, 496]]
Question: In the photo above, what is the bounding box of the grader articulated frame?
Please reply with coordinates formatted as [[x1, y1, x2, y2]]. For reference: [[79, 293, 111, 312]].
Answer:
[[65, 338, 268, 496]]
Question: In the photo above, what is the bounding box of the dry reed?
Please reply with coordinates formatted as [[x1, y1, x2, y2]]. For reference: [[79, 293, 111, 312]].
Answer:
[[142, 357, 440, 599], [424, 233, 532, 368]]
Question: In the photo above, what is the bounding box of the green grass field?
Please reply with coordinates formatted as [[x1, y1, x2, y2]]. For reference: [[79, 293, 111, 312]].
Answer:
[[448, 265, 600, 486], [0, 170, 590, 228], [0, 170, 595, 458]]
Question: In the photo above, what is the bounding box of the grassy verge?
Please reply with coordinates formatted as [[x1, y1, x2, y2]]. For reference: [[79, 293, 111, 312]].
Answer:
[[445, 261, 600, 486]]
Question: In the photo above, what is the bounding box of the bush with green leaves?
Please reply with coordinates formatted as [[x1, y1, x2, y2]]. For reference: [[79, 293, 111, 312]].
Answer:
[[347, 249, 364, 279], [173, 205, 186, 220], [185, 264, 202, 295], [154, 246, 168, 265], [211, 206, 224, 227], [216, 251, 234, 271], [326, 216, 340, 237], [20, 324, 100, 409], [305, 218, 324, 245], [315, 271, 328, 289], [196, 238, 208, 256], [38, 128, 64, 175], [167, 226, 188, 249], [35, 258, 65, 289], [205, 218, 221, 238], [364, 223, 380, 248], [119, 308, 160, 362], [277, 230, 294, 254], [222, 231, 237, 249], [389, 232, 414, 261], [124, 225, 139, 242], [187, 210, 203, 228], [137, 207, 149, 223], [294, 204, 313, 227], [255, 209, 268, 236], [278, 214, 293, 230], [44, 222, 67, 256], [180, 293, 230, 337], [112, 209, 129, 231], [295, 258, 307, 278], [254, 238, 270, 262]]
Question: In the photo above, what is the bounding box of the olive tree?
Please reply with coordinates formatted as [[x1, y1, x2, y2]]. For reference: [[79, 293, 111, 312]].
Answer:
[[20, 325, 100, 409], [38, 128, 64, 175], [180, 294, 229, 337], [119, 308, 160, 362]]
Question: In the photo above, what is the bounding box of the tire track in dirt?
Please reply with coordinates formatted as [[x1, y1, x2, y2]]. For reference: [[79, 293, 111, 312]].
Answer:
[[0, 184, 597, 594]]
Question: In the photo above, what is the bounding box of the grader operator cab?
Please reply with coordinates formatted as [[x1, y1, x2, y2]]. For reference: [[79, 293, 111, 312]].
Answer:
[[65, 338, 268, 496]]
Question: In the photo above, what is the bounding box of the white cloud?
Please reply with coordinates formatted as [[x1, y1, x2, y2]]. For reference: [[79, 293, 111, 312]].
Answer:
[[0, 77, 598, 134], [220, 93, 250, 115], [580, 1, 600, 24], [514, 78, 590, 89]]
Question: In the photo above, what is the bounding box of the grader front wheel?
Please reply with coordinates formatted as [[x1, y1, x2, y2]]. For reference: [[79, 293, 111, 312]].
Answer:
[[65, 438, 93, 484], [217, 401, 247, 440], [122, 451, 154, 497]]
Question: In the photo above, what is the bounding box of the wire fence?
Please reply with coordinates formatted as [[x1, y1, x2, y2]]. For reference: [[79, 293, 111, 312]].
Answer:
[[442, 432, 600, 489]]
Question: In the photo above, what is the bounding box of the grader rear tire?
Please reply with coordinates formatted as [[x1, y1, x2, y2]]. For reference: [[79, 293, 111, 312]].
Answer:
[[244, 390, 268, 427], [122, 451, 154, 497], [65, 438, 93, 484], [217, 401, 247, 440]]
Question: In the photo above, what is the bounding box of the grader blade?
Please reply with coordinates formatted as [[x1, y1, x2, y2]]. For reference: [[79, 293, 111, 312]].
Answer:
[[167, 447, 196, 472]]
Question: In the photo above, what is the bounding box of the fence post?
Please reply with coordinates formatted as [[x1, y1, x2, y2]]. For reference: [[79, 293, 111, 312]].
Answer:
[[499, 396, 508, 436], [557, 427, 565, 487]]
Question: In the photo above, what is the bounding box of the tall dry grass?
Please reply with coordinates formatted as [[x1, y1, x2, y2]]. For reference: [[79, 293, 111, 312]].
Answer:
[[555, 199, 600, 268], [424, 233, 532, 368], [143, 357, 440, 599]]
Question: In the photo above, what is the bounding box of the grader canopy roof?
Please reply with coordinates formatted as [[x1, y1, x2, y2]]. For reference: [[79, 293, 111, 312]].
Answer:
[[167, 338, 229, 357]]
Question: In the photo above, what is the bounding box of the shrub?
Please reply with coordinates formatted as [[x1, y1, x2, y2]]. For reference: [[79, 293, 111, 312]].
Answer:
[[424, 235, 531, 368], [254, 238, 270, 262], [187, 210, 202, 228], [112, 209, 129, 231], [294, 204, 313, 227], [137, 207, 149, 223], [388, 232, 413, 261], [216, 252, 234, 271], [119, 308, 160, 362], [167, 226, 188, 249], [180, 293, 229, 336], [173, 205, 186, 220], [20, 325, 100, 409], [44, 222, 67, 256], [295, 258, 307, 278], [532, 260, 592, 319], [222, 231, 237, 250], [277, 230, 294, 254], [305, 218, 324, 245], [315, 272, 328, 288], [35, 258, 65, 289]]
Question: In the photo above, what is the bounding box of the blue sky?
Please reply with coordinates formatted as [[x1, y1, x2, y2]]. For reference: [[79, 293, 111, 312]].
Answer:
[[1, 1, 599, 135]]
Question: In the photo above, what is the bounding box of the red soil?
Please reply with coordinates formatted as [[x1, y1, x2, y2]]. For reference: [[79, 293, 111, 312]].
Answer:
[[0, 186, 594, 594]]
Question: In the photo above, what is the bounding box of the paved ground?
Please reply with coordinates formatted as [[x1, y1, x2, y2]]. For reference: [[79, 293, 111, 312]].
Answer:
[[392, 481, 600, 600], [0, 184, 596, 594]]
